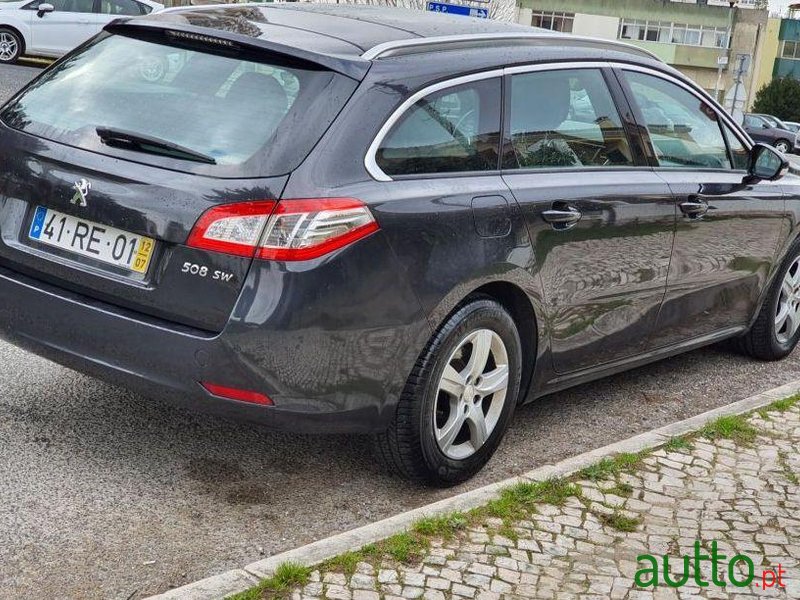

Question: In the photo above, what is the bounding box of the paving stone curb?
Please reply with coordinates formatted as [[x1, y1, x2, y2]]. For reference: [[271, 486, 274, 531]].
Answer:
[[148, 378, 800, 600]]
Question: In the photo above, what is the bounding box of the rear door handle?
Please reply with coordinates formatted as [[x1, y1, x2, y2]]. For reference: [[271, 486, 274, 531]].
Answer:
[[679, 198, 709, 219], [542, 204, 581, 230]]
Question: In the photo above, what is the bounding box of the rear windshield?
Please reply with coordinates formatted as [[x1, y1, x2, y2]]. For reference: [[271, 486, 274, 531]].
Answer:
[[1, 33, 356, 175]]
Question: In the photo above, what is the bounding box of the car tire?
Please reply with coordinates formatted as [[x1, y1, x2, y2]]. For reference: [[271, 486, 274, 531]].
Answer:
[[0, 28, 22, 64], [737, 239, 800, 361], [374, 297, 522, 486], [775, 139, 791, 154]]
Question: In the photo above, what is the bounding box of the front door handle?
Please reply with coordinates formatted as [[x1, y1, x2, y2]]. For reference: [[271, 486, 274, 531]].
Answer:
[[679, 198, 709, 219], [542, 204, 581, 230]]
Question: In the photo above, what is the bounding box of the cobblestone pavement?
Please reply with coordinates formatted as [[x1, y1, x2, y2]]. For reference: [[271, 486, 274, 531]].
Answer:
[[290, 405, 800, 599]]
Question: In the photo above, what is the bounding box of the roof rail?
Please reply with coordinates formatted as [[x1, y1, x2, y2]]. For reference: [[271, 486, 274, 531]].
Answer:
[[362, 32, 662, 62]]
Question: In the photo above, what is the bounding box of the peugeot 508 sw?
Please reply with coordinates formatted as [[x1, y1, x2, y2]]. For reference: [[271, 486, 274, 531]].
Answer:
[[0, 4, 798, 485]]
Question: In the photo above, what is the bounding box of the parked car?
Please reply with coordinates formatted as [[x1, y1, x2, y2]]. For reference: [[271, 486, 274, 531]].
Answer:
[[0, 0, 162, 63], [752, 112, 793, 131], [0, 5, 798, 485], [743, 113, 798, 154], [785, 121, 800, 134]]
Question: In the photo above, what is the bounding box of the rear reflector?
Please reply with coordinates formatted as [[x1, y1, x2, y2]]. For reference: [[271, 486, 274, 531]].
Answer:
[[187, 198, 378, 261], [201, 382, 273, 406]]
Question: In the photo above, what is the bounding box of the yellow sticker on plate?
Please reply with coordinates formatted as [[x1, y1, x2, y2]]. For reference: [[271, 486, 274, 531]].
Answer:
[[131, 237, 155, 274]]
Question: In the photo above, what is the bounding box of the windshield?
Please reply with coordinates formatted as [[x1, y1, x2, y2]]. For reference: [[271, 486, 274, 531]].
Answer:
[[1, 33, 354, 173]]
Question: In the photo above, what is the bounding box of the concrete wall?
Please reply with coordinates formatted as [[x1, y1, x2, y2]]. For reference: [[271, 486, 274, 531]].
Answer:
[[752, 17, 780, 99], [571, 13, 619, 39]]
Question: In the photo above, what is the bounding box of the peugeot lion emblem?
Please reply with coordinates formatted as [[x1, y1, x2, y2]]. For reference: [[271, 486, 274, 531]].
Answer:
[[70, 179, 91, 207]]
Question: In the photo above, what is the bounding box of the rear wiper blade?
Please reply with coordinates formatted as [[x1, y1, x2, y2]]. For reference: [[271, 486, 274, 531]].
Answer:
[[96, 127, 217, 165]]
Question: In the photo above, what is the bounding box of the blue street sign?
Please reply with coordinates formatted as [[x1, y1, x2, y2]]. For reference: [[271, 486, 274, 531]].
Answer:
[[426, 2, 489, 18]]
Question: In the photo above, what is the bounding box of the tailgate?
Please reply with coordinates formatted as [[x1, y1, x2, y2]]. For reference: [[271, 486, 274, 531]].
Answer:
[[0, 126, 287, 332]]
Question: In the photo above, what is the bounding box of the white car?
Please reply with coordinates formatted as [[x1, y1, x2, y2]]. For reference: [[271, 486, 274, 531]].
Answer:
[[0, 0, 162, 63]]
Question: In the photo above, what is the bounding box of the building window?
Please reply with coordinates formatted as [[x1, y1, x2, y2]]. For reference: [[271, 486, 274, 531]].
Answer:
[[782, 40, 800, 60], [531, 11, 574, 33], [619, 19, 729, 48]]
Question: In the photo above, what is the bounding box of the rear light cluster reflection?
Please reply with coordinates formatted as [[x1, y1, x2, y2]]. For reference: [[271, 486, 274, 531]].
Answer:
[[187, 198, 379, 261]]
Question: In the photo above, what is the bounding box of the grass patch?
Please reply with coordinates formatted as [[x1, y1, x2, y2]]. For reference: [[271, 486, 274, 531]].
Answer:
[[382, 532, 429, 563], [664, 436, 693, 452], [498, 523, 520, 543], [759, 394, 800, 418], [578, 452, 647, 482], [482, 479, 581, 521], [228, 562, 311, 600], [601, 482, 634, 498], [778, 450, 799, 485], [321, 545, 378, 575], [598, 511, 641, 533], [413, 512, 468, 540], [699, 415, 758, 446]]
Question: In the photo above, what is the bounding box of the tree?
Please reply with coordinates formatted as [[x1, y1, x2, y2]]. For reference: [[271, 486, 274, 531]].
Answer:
[[751, 78, 800, 121]]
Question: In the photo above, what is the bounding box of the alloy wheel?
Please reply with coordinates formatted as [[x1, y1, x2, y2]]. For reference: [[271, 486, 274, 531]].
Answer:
[[776, 256, 800, 344], [0, 32, 18, 62], [434, 329, 509, 460], [776, 141, 791, 154]]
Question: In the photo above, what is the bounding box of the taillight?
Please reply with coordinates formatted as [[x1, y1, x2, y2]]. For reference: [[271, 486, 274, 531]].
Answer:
[[186, 200, 277, 258], [187, 198, 379, 261]]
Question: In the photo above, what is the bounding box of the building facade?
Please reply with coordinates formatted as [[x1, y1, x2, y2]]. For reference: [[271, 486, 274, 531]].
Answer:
[[517, 0, 769, 108]]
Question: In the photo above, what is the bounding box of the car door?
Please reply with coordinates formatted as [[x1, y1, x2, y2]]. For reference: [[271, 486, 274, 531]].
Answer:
[[616, 67, 786, 348], [500, 64, 676, 373], [29, 0, 98, 56]]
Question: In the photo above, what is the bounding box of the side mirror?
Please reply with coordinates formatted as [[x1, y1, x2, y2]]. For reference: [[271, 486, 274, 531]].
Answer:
[[745, 143, 789, 184], [37, 3, 54, 17]]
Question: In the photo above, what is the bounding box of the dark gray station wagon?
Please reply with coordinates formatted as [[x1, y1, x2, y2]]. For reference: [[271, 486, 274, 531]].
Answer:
[[0, 4, 798, 485]]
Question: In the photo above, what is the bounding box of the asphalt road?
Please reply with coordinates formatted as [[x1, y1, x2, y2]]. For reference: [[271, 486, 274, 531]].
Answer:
[[2, 63, 800, 599], [0, 63, 39, 102]]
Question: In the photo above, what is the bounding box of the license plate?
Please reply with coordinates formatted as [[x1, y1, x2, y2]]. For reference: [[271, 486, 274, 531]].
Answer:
[[29, 206, 155, 274]]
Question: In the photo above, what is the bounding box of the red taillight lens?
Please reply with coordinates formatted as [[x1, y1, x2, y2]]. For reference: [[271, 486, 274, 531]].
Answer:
[[201, 382, 273, 406], [186, 200, 277, 258], [187, 198, 378, 261]]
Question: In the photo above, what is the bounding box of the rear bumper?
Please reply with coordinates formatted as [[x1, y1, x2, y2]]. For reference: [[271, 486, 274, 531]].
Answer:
[[0, 236, 430, 433]]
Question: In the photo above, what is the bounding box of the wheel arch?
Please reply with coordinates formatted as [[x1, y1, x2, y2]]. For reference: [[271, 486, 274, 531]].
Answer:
[[0, 23, 28, 56], [462, 281, 540, 405]]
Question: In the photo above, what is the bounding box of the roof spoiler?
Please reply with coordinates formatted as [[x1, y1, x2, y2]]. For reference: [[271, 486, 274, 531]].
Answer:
[[104, 18, 371, 81]]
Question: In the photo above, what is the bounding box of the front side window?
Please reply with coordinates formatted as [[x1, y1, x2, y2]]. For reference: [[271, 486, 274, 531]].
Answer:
[[505, 68, 634, 170], [722, 122, 750, 170], [23, 0, 90, 11], [624, 71, 731, 169], [375, 78, 501, 177]]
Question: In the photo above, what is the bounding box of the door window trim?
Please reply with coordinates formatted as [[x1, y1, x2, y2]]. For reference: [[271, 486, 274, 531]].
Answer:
[[364, 68, 504, 182], [366, 62, 612, 182], [364, 60, 688, 182], [364, 61, 754, 182], [613, 64, 753, 172]]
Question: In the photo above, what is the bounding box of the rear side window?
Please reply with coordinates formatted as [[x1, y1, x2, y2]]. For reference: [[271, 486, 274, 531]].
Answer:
[[505, 69, 634, 170], [1, 34, 356, 175], [375, 78, 501, 176], [99, 0, 148, 15], [623, 71, 731, 169]]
